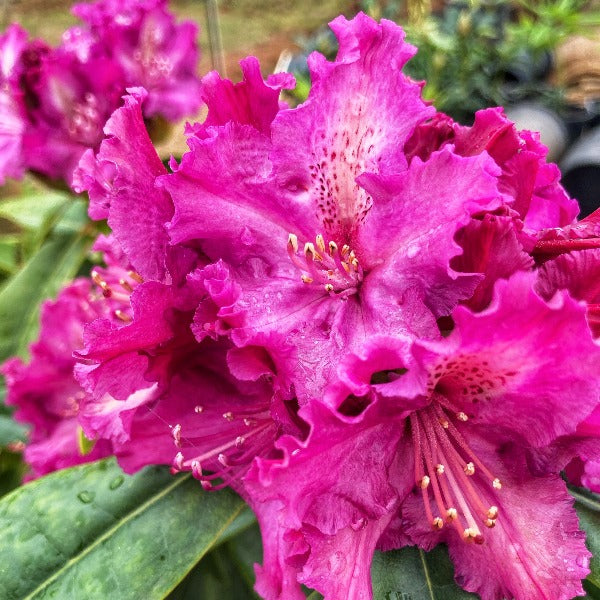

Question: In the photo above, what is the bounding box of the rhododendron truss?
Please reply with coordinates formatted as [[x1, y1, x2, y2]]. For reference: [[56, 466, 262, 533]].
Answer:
[[0, 0, 202, 186], [3, 9, 600, 600]]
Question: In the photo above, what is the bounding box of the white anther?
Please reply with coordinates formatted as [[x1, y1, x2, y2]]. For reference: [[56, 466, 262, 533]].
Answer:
[[171, 424, 182, 447], [174, 452, 184, 470], [432, 517, 444, 529], [222, 412, 234, 421], [492, 478, 502, 490], [464, 462, 475, 476], [456, 412, 468, 422], [301, 274, 314, 284], [315, 234, 325, 253], [324, 283, 334, 293], [419, 475, 430, 489], [435, 464, 445, 474], [287, 233, 298, 252], [304, 242, 316, 258], [487, 506, 499, 519]]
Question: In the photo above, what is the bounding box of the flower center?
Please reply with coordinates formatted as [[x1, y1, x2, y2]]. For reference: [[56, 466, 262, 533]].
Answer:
[[411, 398, 501, 544], [170, 404, 275, 490], [287, 232, 362, 296], [67, 92, 104, 146], [90, 267, 143, 323]]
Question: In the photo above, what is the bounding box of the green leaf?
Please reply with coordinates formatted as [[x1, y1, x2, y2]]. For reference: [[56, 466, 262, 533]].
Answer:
[[0, 191, 71, 231], [573, 488, 600, 597], [168, 525, 262, 600], [0, 230, 92, 362], [0, 414, 27, 447], [371, 545, 478, 600], [0, 458, 245, 599]]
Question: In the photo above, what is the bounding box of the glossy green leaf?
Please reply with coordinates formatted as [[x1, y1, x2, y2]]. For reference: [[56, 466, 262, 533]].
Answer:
[[573, 488, 600, 598], [371, 545, 478, 600], [0, 458, 245, 599], [168, 524, 262, 600], [0, 230, 92, 362]]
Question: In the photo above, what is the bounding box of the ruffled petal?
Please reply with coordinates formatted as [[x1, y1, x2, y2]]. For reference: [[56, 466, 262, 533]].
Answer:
[[442, 271, 600, 447], [271, 13, 433, 242], [74, 88, 173, 282]]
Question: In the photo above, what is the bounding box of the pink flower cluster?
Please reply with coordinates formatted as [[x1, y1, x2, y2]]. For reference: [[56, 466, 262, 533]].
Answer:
[[5, 13, 600, 600], [0, 0, 202, 186]]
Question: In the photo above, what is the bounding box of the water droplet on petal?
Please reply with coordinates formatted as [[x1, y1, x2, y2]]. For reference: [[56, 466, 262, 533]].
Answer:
[[328, 551, 347, 575], [406, 245, 420, 259], [576, 555, 589, 569]]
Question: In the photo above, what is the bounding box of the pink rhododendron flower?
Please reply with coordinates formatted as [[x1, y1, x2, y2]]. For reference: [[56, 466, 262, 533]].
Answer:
[[76, 251, 305, 482], [0, 24, 28, 184], [67, 11, 600, 599], [0, 0, 202, 185], [162, 13, 506, 401], [246, 272, 600, 600], [71, 0, 202, 120], [0, 279, 113, 478]]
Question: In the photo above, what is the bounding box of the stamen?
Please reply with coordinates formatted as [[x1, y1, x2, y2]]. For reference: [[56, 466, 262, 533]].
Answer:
[[171, 424, 182, 448], [315, 234, 326, 253], [288, 233, 298, 253], [114, 309, 132, 323], [128, 270, 144, 283], [412, 403, 503, 545], [191, 460, 202, 479], [304, 242, 318, 260], [174, 452, 184, 470], [223, 412, 234, 422], [301, 275, 313, 284], [194, 405, 204, 413]]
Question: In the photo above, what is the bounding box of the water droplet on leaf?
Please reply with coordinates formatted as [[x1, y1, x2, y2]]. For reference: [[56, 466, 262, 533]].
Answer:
[[109, 475, 124, 490], [77, 490, 95, 503]]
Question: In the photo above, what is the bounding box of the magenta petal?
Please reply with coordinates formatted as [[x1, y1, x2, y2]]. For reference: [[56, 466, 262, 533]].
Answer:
[[447, 271, 600, 446], [452, 213, 533, 311], [447, 472, 589, 600], [74, 88, 172, 282], [297, 514, 394, 600], [537, 248, 600, 337], [197, 56, 294, 137], [271, 13, 433, 242], [251, 499, 306, 600], [358, 148, 504, 327]]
